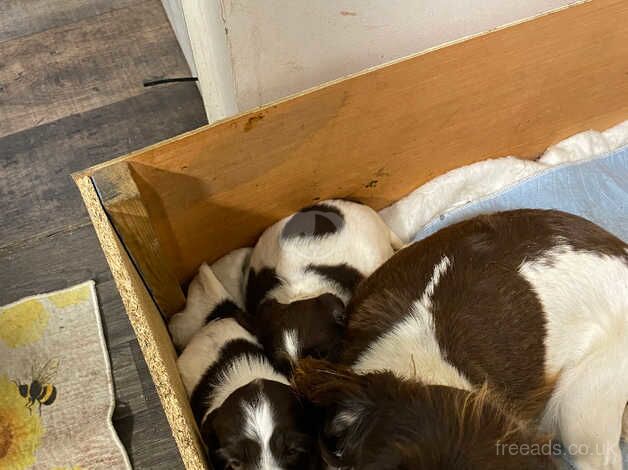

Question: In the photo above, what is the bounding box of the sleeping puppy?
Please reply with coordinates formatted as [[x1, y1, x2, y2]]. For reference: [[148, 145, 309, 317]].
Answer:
[[296, 209, 628, 470], [176, 266, 318, 469], [296, 359, 554, 470], [245, 199, 402, 372]]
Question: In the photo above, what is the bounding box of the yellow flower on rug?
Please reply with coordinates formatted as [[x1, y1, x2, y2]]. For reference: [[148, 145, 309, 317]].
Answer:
[[0, 299, 49, 348], [48, 285, 90, 309], [0, 375, 43, 470]]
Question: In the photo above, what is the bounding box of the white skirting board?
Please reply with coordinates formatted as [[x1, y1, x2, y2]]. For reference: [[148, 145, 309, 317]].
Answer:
[[161, 0, 238, 122]]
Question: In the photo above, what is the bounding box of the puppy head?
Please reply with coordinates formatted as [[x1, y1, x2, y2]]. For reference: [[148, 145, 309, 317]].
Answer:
[[294, 359, 555, 470], [252, 294, 346, 375], [202, 379, 318, 470]]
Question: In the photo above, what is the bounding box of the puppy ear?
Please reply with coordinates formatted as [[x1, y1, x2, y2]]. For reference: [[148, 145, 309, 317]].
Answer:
[[199, 411, 221, 462], [294, 358, 374, 467], [294, 358, 364, 405], [318, 294, 346, 325]]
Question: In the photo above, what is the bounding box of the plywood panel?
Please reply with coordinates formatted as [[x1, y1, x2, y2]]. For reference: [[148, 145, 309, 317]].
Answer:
[[88, 0, 628, 285], [74, 175, 207, 469], [93, 162, 186, 316], [0, 0, 134, 43]]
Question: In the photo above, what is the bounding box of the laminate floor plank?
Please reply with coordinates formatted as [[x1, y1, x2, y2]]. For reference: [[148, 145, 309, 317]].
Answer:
[[0, 0, 135, 43], [96, 279, 136, 349], [0, 0, 191, 138], [115, 406, 185, 469], [0, 83, 207, 247], [0, 224, 113, 305]]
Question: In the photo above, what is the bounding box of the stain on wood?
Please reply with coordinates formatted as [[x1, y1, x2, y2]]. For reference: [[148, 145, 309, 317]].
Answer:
[[244, 113, 264, 131]]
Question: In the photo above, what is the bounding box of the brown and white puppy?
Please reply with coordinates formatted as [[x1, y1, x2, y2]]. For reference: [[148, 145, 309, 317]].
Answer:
[[296, 359, 554, 470], [175, 266, 319, 469], [297, 209, 628, 470], [245, 199, 402, 372], [249, 294, 346, 376]]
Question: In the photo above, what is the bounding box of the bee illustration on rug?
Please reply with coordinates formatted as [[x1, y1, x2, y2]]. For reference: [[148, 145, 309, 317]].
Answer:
[[15, 358, 59, 414]]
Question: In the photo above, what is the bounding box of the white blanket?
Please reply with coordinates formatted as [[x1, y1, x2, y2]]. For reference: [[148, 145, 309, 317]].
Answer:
[[380, 120, 628, 242]]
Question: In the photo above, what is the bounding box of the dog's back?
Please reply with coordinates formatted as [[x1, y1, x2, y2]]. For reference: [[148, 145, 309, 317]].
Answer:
[[342, 209, 628, 469]]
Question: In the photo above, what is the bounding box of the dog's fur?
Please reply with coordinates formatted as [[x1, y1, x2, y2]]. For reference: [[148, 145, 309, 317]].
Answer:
[[296, 358, 554, 470], [175, 265, 318, 469], [211, 247, 252, 309], [297, 210, 628, 470], [169, 263, 240, 350], [247, 294, 346, 376], [169, 248, 252, 351], [244, 199, 402, 371]]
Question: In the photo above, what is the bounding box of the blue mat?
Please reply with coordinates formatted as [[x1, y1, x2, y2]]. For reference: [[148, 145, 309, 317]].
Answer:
[[413, 145, 627, 244], [411, 145, 628, 468]]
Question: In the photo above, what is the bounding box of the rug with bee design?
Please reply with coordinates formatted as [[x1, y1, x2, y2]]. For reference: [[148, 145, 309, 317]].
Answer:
[[0, 281, 130, 470]]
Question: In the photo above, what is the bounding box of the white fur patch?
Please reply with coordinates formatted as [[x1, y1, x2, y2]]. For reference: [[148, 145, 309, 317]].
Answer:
[[353, 256, 472, 390], [169, 263, 233, 349], [243, 394, 284, 470], [333, 408, 361, 431], [248, 199, 397, 305], [211, 247, 252, 309], [520, 244, 628, 470], [283, 329, 300, 362], [201, 355, 290, 421], [421, 255, 451, 303], [518, 244, 628, 377], [177, 318, 257, 394]]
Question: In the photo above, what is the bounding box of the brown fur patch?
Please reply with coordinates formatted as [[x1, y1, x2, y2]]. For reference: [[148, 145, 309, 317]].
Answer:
[[342, 210, 624, 418], [295, 359, 554, 469]]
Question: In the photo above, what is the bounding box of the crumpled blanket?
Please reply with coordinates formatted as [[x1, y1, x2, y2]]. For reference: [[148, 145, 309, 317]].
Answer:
[[380, 120, 628, 243]]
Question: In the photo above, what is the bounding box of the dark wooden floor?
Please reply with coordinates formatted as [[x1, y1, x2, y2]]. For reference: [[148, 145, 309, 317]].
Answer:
[[0, 1, 207, 467]]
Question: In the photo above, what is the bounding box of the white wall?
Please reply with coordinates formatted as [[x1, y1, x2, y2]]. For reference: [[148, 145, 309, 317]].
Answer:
[[221, 0, 579, 113]]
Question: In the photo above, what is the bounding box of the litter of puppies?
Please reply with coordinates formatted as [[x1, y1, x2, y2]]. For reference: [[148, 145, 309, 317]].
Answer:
[[171, 200, 628, 470]]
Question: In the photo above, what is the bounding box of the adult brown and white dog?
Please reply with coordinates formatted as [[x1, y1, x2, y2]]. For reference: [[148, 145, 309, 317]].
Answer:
[[296, 209, 628, 470]]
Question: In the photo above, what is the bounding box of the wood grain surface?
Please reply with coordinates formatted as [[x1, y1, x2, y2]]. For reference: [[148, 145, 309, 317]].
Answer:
[[0, 0, 134, 43], [0, 0, 191, 138], [93, 162, 186, 316], [74, 174, 208, 469]]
